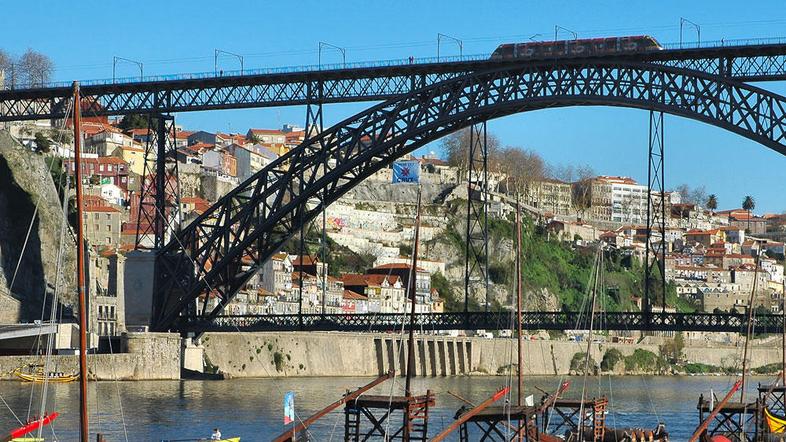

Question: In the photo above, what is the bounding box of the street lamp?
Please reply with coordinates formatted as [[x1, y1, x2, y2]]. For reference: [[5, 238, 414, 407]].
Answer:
[[214, 49, 244, 76], [112, 56, 143, 83], [437, 33, 463, 61], [680, 18, 701, 48], [554, 25, 578, 41], [318, 41, 346, 69]]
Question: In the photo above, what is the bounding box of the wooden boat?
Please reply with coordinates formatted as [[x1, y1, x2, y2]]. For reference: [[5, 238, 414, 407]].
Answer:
[[568, 249, 669, 442], [12, 365, 78, 383], [572, 423, 669, 441], [765, 407, 786, 433], [2, 413, 59, 442]]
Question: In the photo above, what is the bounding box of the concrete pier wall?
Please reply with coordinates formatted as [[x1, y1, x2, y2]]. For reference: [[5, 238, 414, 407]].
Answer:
[[0, 332, 180, 381], [201, 332, 779, 378], [0, 331, 777, 381]]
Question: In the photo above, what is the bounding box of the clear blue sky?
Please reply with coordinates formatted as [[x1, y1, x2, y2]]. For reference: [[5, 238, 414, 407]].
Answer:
[[4, 1, 786, 213]]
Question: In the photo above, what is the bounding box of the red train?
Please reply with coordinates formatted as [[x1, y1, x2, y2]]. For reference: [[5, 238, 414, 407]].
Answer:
[[490, 35, 662, 60]]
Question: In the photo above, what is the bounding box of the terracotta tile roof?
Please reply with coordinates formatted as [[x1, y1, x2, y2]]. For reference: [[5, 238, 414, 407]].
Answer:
[[188, 142, 215, 152], [248, 128, 285, 136], [181, 196, 211, 213], [341, 274, 368, 287], [292, 255, 318, 266], [83, 206, 120, 213], [343, 290, 368, 301], [97, 156, 128, 165], [372, 263, 426, 272], [271, 252, 289, 261], [119, 145, 145, 153], [594, 175, 639, 185], [125, 128, 151, 137], [363, 274, 400, 286], [84, 195, 108, 207]]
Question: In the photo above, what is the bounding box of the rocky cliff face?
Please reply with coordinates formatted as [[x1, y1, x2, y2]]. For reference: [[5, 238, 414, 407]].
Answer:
[[0, 131, 75, 319]]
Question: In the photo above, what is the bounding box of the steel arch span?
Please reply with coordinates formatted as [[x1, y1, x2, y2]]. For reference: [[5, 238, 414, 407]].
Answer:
[[152, 60, 786, 332]]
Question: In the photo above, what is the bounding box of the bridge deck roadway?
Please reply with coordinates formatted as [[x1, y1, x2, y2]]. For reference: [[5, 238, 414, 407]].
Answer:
[[3, 42, 786, 121], [175, 312, 783, 334]]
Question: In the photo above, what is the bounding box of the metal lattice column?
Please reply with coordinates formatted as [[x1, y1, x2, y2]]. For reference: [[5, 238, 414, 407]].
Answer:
[[644, 111, 667, 321], [136, 114, 180, 250], [464, 122, 490, 314], [297, 81, 327, 326]]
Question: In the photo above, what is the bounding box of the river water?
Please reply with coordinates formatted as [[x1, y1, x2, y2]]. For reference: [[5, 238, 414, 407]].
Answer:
[[0, 375, 761, 441]]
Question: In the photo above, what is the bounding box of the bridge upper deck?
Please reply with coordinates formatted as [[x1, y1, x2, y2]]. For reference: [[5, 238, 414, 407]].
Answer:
[[2, 38, 786, 122]]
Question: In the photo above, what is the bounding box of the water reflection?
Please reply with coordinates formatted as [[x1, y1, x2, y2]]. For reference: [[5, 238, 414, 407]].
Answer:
[[0, 375, 758, 440]]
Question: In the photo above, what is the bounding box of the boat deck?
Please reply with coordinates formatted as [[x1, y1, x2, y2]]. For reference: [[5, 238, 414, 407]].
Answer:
[[348, 394, 435, 410], [697, 401, 758, 413], [458, 405, 539, 422]]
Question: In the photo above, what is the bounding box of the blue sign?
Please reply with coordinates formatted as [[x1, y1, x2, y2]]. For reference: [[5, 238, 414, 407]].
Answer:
[[392, 160, 420, 183]]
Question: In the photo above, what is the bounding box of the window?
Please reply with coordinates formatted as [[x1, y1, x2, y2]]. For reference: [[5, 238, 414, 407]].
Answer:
[[105, 214, 111, 220], [94, 213, 99, 220], [106, 225, 111, 232]]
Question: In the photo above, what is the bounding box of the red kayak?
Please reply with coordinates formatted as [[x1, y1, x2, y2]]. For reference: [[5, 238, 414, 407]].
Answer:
[[3, 412, 59, 441]]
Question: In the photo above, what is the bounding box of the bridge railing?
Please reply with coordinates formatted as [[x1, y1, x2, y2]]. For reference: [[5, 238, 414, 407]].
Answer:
[[660, 36, 786, 50], [175, 311, 781, 334], [7, 36, 786, 92], [0, 53, 493, 91]]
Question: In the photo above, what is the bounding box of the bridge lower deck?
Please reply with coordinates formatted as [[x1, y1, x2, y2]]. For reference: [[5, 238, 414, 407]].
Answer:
[[174, 311, 783, 334]]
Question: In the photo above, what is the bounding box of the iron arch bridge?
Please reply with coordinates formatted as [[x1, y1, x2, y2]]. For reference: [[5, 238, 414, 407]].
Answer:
[[153, 58, 786, 332]]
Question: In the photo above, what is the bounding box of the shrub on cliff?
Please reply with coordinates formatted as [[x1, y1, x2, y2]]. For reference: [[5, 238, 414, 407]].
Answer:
[[624, 349, 666, 373], [570, 352, 598, 375], [600, 348, 624, 372]]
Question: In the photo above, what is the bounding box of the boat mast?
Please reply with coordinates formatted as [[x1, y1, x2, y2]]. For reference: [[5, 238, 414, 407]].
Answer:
[[740, 254, 761, 403], [72, 81, 89, 442], [404, 185, 422, 399], [515, 196, 523, 406]]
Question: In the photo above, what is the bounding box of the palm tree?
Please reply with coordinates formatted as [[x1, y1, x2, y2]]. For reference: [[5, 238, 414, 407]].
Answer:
[[742, 195, 756, 232], [706, 194, 718, 215]]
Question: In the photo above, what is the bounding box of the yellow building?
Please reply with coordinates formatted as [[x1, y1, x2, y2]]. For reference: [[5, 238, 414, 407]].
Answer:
[[113, 144, 147, 176]]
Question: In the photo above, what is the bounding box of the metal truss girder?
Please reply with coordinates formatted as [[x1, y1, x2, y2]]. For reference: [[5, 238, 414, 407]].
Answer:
[[174, 311, 785, 334], [153, 60, 786, 331], [7, 43, 786, 121], [136, 115, 180, 250], [644, 111, 667, 318], [464, 122, 489, 313]]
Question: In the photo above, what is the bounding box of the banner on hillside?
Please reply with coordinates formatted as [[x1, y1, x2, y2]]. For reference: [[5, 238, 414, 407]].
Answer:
[[283, 391, 295, 425], [392, 160, 420, 184]]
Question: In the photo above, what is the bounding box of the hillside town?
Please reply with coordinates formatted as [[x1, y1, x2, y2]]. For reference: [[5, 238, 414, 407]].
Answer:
[[3, 115, 785, 340]]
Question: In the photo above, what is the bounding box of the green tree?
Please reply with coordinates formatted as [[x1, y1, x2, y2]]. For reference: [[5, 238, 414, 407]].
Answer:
[[742, 195, 756, 232], [659, 333, 685, 364], [600, 348, 624, 371], [118, 114, 157, 131], [33, 132, 51, 153], [706, 194, 718, 214]]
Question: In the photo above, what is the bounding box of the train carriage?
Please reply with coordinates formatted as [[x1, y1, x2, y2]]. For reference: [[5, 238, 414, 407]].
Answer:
[[491, 35, 662, 60]]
